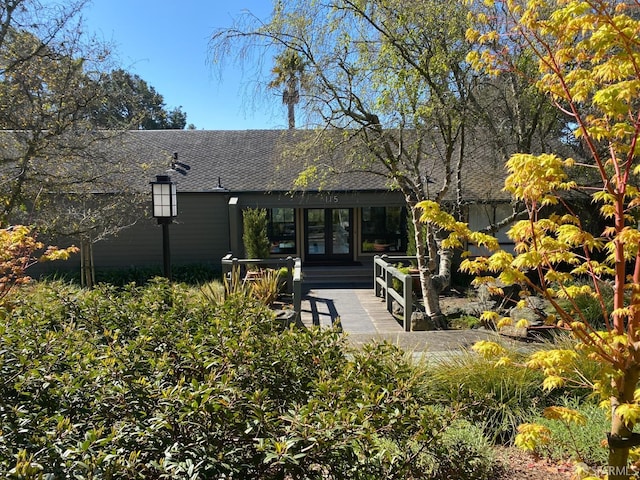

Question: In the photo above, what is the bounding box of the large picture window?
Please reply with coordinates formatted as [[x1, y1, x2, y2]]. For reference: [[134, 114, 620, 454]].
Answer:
[[361, 206, 407, 253], [267, 208, 296, 254]]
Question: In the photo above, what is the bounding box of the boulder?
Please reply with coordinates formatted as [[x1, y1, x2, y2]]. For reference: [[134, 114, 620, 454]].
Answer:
[[476, 280, 521, 311], [508, 296, 552, 328], [411, 311, 436, 331]]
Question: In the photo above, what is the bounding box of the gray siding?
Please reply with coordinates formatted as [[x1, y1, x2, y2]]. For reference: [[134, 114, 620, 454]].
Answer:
[[91, 193, 230, 269]]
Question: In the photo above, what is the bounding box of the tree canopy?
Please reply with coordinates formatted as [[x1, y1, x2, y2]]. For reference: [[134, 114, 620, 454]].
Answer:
[[0, 0, 180, 285], [268, 49, 306, 129], [422, 1, 640, 477], [93, 69, 188, 130], [0, 0, 185, 229], [210, 0, 565, 324]]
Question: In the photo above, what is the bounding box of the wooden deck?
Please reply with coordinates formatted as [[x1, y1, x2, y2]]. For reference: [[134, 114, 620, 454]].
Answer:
[[299, 286, 497, 354]]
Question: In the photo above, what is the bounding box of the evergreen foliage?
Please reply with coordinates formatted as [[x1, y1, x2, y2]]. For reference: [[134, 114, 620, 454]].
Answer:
[[0, 280, 497, 479], [243, 207, 271, 260]]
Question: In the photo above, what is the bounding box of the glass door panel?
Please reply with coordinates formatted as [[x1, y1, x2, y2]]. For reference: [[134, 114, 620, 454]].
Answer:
[[332, 209, 350, 254], [306, 208, 326, 255]]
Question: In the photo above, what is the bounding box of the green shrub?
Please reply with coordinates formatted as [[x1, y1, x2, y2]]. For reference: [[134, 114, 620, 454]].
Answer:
[[434, 419, 496, 480], [450, 314, 481, 329], [0, 279, 499, 479], [392, 265, 411, 292], [43, 263, 222, 286], [423, 336, 602, 446], [250, 268, 282, 306], [556, 278, 614, 330]]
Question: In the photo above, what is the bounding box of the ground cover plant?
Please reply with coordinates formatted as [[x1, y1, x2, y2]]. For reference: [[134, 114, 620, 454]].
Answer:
[[0, 279, 497, 479], [531, 398, 609, 468]]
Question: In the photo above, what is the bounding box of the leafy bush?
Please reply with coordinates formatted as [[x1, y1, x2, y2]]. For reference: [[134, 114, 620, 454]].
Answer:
[[556, 278, 614, 330], [435, 419, 496, 480], [423, 335, 603, 448], [450, 314, 481, 330], [44, 263, 222, 286], [0, 225, 78, 304], [0, 279, 498, 479], [250, 268, 282, 306]]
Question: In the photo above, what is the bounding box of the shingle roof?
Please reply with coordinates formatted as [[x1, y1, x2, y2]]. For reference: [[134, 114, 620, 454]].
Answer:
[[108, 129, 510, 201]]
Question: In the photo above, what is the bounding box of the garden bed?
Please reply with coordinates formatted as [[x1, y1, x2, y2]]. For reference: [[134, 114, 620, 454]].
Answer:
[[494, 447, 573, 479]]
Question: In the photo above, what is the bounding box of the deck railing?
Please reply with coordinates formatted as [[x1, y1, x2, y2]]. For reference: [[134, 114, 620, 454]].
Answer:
[[221, 254, 303, 319], [373, 255, 417, 332]]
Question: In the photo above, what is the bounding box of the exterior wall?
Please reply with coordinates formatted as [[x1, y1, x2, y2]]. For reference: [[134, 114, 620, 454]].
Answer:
[[90, 192, 231, 270], [34, 192, 516, 277], [231, 190, 406, 263], [35, 192, 231, 276], [37, 189, 407, 275], [467, 202, 515, 255]]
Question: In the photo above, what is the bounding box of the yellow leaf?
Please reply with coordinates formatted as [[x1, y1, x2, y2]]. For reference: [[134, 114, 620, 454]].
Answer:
[[480, 310, 499, 323], [495, 356, 513, 367], [616, 403, 640, 427], [543, 406, 586, 425], [542, 375, 565, 391], [497, 317, 513, 329], [515, 423, 552, 451], [472, 340, 507, 358]]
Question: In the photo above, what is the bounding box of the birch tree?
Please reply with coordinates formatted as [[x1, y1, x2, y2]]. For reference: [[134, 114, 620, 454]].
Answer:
[[211, 0, 481, 326]]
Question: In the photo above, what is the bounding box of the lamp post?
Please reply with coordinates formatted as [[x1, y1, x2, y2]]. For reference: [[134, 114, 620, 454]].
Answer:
[[151, 174, 177, 280]]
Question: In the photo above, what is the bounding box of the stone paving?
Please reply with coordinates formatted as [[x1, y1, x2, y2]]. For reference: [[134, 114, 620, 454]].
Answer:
[[299, 287, 498, 354]]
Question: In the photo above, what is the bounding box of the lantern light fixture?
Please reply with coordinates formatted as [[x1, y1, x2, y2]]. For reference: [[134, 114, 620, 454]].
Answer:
[[151, 174, 177, 221]]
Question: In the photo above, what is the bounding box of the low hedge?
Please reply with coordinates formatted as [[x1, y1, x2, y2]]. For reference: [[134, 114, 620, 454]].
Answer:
[[0, 279, 496, 479]]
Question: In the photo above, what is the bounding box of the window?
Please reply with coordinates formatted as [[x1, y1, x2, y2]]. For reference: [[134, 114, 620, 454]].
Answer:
[[267, 208, 296, 254], [361, 206, 407, 253]]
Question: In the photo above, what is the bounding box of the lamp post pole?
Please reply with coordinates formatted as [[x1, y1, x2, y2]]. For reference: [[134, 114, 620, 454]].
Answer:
[[150, 153, 190, 281], [161, 218, 171, 281], [151, 173, 177, 281]]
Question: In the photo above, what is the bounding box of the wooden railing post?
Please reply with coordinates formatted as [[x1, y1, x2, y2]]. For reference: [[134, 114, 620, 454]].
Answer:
[[403, 272, 412, 332], [286, 256, 294, 294], [385, 263, 393, 313]]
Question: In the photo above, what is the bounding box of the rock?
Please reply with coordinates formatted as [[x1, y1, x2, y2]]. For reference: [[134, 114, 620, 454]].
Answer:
[[476, 280, 521, 310], [459, 300, 497, 317], [508, 296, 552, 327], [411, 311, 436, 331], [499, 325, 529, 338]]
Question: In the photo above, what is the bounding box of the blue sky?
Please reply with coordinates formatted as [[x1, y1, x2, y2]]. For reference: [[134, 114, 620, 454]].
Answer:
[[82, 0, 284, 130]]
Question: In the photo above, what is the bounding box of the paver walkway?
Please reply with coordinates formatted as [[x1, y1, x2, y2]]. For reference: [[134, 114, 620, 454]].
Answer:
[[299, 287, 497, 354]]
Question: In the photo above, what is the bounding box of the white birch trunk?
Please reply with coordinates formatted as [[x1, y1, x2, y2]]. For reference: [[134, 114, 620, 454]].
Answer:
[[409, 203, 450, 329]]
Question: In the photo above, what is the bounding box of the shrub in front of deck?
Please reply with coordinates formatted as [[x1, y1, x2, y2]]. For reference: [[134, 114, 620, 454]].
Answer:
[[423, 347, 550, 444], [0, 279, 498, 479]]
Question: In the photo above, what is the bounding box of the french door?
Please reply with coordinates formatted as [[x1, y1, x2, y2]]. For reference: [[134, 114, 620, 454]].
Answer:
[[304, 208, 353, 262]]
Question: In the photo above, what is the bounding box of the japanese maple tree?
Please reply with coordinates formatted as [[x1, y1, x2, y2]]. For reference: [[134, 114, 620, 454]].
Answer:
[[422, 1, 640, 478]]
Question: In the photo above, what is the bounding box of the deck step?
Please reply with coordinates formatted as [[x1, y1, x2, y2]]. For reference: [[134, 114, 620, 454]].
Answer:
[[302, 264, 373, 288]]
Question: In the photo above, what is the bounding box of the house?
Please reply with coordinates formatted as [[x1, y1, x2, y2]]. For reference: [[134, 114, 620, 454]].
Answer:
[[40, 129, 513, 274]]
